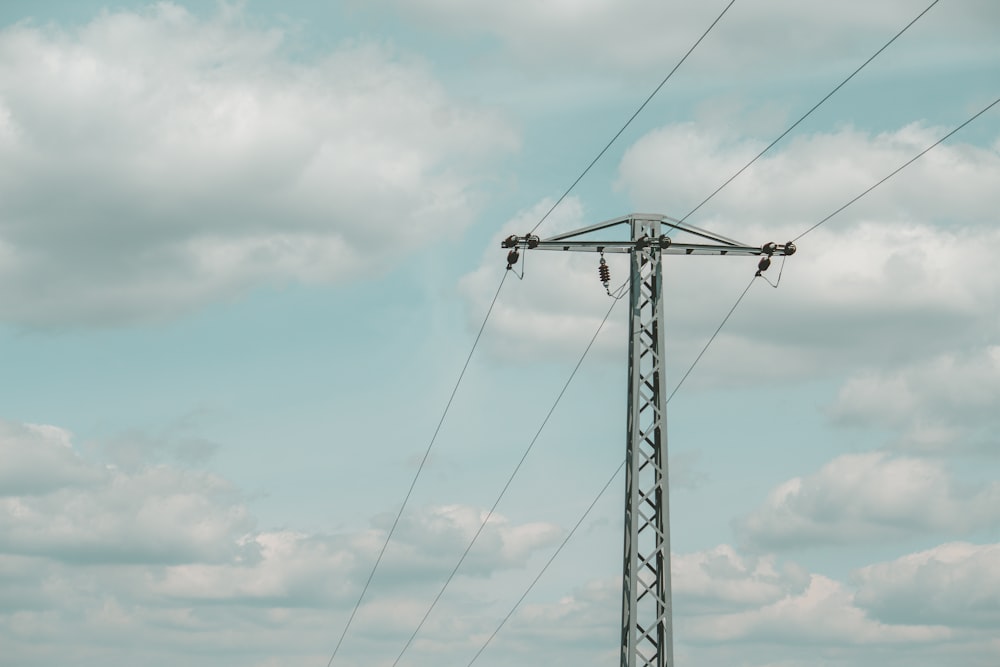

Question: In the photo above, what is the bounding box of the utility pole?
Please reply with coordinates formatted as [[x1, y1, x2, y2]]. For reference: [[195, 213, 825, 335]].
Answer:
[[502, 214, 794, 667]]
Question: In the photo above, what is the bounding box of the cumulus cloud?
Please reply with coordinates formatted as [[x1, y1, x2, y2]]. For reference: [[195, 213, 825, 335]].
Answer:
[[0, 420, 101, 494], [853, 542, 1000, 629], [473, 546, 811, 659], [5, 425, 997, 667], [829, 347, 1000, 453], [1, 424, 248, 570], [673, 544, 809, 612], [479, 544, 970, 665], [371, 0, 1000, 79], [150, 504, 562, 609], [377, 503, 563, 578], [685, 573, 951, 646], [0, 3, 517, 327], [620, 122, 1000, 370], [494, 576, 621, 663], [0, 416, 569, 665], [618, 122, 1000, 228], [0, 415, 561, 577], [460, 122, 1000, 395], [735, 452, 1000, 549]]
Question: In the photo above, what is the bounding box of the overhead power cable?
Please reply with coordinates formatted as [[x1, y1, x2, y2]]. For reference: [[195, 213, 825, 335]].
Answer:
[[794, 94, 1000, 241], [466, 458, 626, 666], [528, 0, 738, 236], [679, 0, 941, 222], [467, 274, 760, 664], [324, 4, 739, 658], [667, 275, 757, 403], [390, 285, 626, 667], [324, 270, 508, 667], [466, 92, 1000, 655]]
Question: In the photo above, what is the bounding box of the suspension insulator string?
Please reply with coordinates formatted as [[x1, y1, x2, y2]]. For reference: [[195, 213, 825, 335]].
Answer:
[[598, 252, 611, 294]]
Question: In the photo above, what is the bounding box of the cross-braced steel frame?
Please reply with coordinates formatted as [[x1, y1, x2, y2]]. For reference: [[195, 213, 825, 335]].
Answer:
[[621, 217, 671, 667], [502, 214, 794, 667]]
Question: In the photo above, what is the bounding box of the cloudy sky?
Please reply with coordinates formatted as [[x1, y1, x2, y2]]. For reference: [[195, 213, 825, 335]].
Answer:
[[1, 1, 999, 665]]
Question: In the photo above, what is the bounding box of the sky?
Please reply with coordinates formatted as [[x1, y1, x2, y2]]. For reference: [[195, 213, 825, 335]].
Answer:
[[1, 1, 999, 665]]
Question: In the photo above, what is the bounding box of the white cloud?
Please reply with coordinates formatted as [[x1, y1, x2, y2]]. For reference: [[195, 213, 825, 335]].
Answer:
[[0, 416, 569, 666], [829, 347, 1000, 453], [148, 504, 563, 611], [736, 452, 1000, 549], [0, 420, 101, 494], [371, 0, 1000, 79], [618, 122, 1000, 228], [493, 576, 621, 663], [685, 573, 951, 645], [0, 3, 517, 327], [673, 544, 809, 612], [377, 503, 563, 577], [465, 546, 809, 662], [460, 122, 1000, 394], [853, 542, 1000, 629], [473, 544, 977, 665], [4, 420, 999, 667], [0, 461, 254, 565]]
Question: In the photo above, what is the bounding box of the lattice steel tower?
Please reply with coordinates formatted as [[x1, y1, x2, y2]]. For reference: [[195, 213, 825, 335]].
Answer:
[[503, 214, 794, 667]]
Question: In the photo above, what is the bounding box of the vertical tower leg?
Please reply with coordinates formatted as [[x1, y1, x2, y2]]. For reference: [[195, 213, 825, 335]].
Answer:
[[621, 218, 673, 667]]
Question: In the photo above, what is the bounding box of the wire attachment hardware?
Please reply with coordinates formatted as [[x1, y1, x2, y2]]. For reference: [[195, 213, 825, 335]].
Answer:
[[503, 234, 539, 270]]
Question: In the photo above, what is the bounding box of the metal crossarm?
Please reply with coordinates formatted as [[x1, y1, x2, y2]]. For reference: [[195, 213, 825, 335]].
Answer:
[[499, 213, 794, 666]]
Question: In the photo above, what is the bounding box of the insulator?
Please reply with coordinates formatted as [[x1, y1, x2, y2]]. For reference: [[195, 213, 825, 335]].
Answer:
[[762, 241, 777, 255], [506, 248, 520, 268], [526, 235, 540, 249], [635, 235, 650, 250], [757, 256, 771, 273], [598, 256, 611, 287], [783, 241, 797, 256], [502, 234, 519, 248], [659, 236, 672, 249]]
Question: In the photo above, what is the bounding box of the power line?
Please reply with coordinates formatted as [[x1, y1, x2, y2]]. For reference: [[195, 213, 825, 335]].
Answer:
[[322, 3, 990, 663], [452, 9, 995, 661], [324, 3, 739, 655], [324, 270, 508, 667], [528, 0, 738, 236], [466, 274, 760, 664], [667, 275, 757, 403], [794, 95, 1000, 242], [390, 287, 625, 666], [464, 90, 1000, 653], [679, 0, 941, 223], [353, 84, 1000, 667], [323, 0, 728, 647], [466, 459, 626, 666]]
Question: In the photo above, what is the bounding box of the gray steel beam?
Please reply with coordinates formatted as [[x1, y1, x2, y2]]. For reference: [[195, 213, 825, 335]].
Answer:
[[621, 217, 672, 667], [526, 241, 767, 255]]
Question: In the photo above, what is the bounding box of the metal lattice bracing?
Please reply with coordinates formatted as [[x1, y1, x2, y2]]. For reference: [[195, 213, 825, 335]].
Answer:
[[501, 214, 795, 667], [621, 218, 672, 667]]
